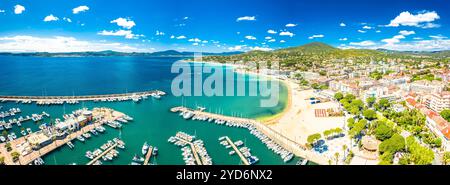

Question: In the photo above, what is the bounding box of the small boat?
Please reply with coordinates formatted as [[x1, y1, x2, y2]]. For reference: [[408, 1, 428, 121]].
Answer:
[[85, 151, 94, 159], [229, 151, 236, 155], [132, 154, 144, 162], [247, 156, 259, 165], [33, 158, 45, 165], [82, 133, 91, 139], [218, 136, 226, 141], [130, 162, 141, 165], [117, 144, 125, 149], [11, 133, 17, 139], [17, 122, 22, 127], [77, 136, 85, 142], [0, 136, 6, 142], [67, 141, 75, 149], [142, 142, 149, 155], [90, 129, 98, 136], [20, 130, 27, 136], [152, 147, 158, 156], [26, 128, 32, 134], [283, 153, 294, 163], [301, 159, 308, 165]]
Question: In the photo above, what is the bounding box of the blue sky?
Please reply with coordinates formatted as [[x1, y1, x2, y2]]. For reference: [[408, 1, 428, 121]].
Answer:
[[0, 0, 449, 52]]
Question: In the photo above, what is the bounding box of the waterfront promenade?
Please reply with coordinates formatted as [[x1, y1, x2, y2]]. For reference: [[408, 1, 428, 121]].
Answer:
[[171, 106, 329, 165]]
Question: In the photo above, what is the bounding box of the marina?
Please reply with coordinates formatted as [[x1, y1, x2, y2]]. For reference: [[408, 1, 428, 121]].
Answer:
[[221, 136, 250, 165], [0, 90, 166, 105], [168, 131, 212, 165]]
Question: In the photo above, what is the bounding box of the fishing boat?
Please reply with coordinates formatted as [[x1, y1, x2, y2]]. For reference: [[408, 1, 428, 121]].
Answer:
[[77, 135, 85, 142], [142, 142, 149, 155], [152, 147, 158, 156]]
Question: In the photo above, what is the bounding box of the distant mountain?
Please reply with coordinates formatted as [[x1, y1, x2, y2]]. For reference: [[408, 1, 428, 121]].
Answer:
[[278, 42, 339, 53], [0, 50, 243, 57]]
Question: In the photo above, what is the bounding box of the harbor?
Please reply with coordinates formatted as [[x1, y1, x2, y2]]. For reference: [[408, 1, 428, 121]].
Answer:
[[171, 106, 325, 165], [0, 90, 166, 105]]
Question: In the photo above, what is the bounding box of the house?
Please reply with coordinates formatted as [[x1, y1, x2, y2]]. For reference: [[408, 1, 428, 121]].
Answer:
[[27, 132, 52, 149], [409, 80, 445, 94], [422, 91, 450, 113]]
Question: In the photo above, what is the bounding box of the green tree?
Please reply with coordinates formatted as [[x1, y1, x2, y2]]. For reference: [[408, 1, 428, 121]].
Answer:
[[11, 152, 20, 162], [443, 152, 450, 165], [366, 97, 376, 107], [347, 117, 355, 129], [349, 119, 367, 138], [0, 156, 4, 165], [406, 136, 434, 165], [440, 109, 450, 122], [376, 98, 391, 111], [307, 133, 322, 145], [375, 122, 394, 141], [379, 134, 405, 154], [363, 109, 377, 120], [334, 92, 344, 101]]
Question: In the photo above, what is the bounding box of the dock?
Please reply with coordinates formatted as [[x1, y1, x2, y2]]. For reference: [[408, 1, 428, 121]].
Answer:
[[174, 136, 203, 165], [171, 106, 329, 165], [0, 90, 165, 104], [86, 143, 118, 165], [143, 146, 153, 165], [225, 136, 250, 165]]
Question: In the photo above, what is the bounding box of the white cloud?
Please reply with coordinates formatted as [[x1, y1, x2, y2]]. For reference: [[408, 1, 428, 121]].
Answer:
[[0, 35, 152, 52], [0, 10, 5, 13], [228, 45, 245, 51], [111, 18, 136, 29], [280, 40, 286, 43], [285, 23, 297, 27], [183, 16, 189, 20], [98, 30, 141, 39], [267, 30, 277, 34], [376, 30, 381, 33], [170, 35, 175, 39], [236, 16, 256, 22], [308, 34, 324, 39], [14, 5, 25, 14], [250, 46, 273, 51], [349, 40, 376, 46], [176, 35, 187, 39], [245, 35, 256, 40], [192, 43, 199, 46], [421, 23, 440, 28], [155, 30, 165, 36], [382, 38, 401, 45], [63, 17, 72, 23], [72, 5, 89, 14], [265, 36, 272, 40], [357, 30, 366, 33], [413, 37, 423, 40], [429, 35, 447, 40], [386, 11, 440, 28], [279, 31, 294, 37], [268, 39, 276, 42], [43, 14, 59, 22], [340, 23, 346, 27], [380, 39, 450, 51], [362, 25, 372, 29], [399, 30, 415, 36], [339, 38, 348, 41], [188, 38, 201, 42]]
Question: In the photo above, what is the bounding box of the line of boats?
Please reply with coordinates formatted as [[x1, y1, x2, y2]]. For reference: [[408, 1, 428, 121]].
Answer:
[[85, 138, 126, 165], [248, 126, 294, 163], [168, 131, 212, 165], [74, 126, 106, 143], [130, 142, 159, 165], [0, 112, 49, 132], [218, 136, 259, 165], [0, 108, 21, 119]]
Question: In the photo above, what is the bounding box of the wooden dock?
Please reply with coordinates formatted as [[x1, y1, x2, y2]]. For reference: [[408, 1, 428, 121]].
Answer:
[[87, 143, 118, 165], [225, 136, 250, 165], [143, 146, 153, 165]]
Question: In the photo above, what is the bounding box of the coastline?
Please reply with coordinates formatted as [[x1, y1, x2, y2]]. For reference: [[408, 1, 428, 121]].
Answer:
[[181, 59, 291, 123]]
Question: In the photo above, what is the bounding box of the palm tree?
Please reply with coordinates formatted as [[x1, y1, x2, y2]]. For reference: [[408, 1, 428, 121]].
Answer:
[[343, 144, 348, 159], [334, 152, 340, 165]]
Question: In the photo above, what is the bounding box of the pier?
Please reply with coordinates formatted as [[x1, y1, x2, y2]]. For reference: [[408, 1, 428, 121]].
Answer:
[[0, 90, 165, 105], [175, 136, 203, 165], [225, 136, 250, 165], [171, 106, 329, 165], [143, 146, 153, 165], [86, 143, 118, 165]]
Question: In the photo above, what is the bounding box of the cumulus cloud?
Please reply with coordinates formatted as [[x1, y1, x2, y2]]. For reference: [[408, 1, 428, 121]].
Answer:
[[386, 11, 440, 28], [340, 23, 346, 27], [155, 30, 165, 36], [265, 36, 272, 40], [228, 45, 245, 51], [399, 30, 415, 36], [380, 39, 450, 51], [358, 30, 366, 33], [267, 29, 277, 34], [14, 5, 25, 14], [280, 40, 286, 43], [188, 38, 201, 42], [279, 31, 294, 37], [245, 35, 256, 40], [362, 25, 372, 29], [268, 39, 276, 42], [0, 10, 5, 13], [308, 34, 324, 39], [98, 30, 142, 39], [0, 35, 151, 52], [236, 16, 256, 22], [111, 18, 136, 29], [349, 40, 376, 46], [285, 23, 297, 27], [250, 46, 273, 51], [339, 38, 348, 41], [72, 5, 89, 14], [176, 35, 186, 39], [429, 35, 447, 40], [43, 14, 59, 22]]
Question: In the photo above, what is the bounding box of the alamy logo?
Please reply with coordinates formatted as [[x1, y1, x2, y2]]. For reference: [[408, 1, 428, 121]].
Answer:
[[171, 53, 280, 107]]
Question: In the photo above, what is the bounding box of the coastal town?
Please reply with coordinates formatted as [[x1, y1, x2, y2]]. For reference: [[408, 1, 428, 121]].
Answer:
[[201, 42, 450, 165]]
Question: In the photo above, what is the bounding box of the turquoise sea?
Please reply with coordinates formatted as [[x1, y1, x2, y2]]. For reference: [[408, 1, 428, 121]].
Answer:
[[0, 56, 302, 165]]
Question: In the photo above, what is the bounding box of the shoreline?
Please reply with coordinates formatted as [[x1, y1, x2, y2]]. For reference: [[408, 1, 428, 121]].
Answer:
[[181, 59, 292, 123]]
